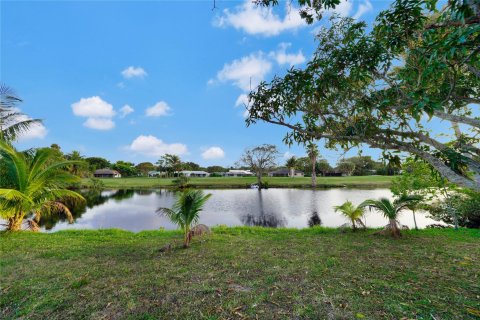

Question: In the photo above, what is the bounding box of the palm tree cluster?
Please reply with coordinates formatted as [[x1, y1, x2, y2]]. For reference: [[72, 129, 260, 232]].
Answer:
[[334, 195, 422, 238], [0, 141, 85, 231]]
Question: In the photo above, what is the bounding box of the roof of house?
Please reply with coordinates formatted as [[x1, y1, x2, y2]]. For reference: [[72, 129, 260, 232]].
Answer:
[[94, 169, 120, 175], [180, 170, 209, 175], [227, 170, 253, 174]]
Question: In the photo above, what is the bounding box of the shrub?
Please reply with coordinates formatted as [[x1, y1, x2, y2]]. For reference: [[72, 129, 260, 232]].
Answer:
[[427, 191, 480, 228]]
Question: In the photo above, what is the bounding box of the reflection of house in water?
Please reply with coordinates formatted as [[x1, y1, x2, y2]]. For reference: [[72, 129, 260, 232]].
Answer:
[[239, 190, 286, 228]]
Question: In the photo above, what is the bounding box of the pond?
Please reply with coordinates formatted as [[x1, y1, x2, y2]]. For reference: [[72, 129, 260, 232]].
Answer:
[[35, 188, 440, 232]]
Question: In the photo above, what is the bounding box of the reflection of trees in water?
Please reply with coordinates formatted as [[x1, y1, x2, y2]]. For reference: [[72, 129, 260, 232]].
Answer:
[[110, 189, 135, 201], [308, 211, 322, 227], [38, 189, 135, 230], [239, 190, 286, 228], [308, 192, 322, 227]]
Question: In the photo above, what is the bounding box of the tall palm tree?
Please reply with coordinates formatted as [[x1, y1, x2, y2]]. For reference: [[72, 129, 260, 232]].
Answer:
[[0, 141, 85, 231], [0, 84, 42, 142], [307, 143, 319, 187], [157, 189, 211, 248], [285, 156, 297, 177], [334, 201, 365, 231], [359, 195, 419, 238]]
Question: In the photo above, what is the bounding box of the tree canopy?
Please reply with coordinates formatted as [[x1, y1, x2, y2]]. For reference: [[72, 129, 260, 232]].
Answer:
[[247, 0, 480, 190]]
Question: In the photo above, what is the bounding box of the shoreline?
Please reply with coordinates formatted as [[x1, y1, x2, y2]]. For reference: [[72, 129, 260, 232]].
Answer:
[[79, 176, 393, 190]]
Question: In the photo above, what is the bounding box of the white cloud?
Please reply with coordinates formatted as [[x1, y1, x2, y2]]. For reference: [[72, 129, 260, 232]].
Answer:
[[71, 96, 116, 118], [214, 1, 306, 36], [83, 118, 115, 130], [214, 52, 272, 91], [353, 0, 373, 19], [145, 101, 171, 117], [202, 147, 225, 160], [121, 66, 147, 79], [269, 43, 306, 66], [71, 96, 116, 131], [235, 94, 249, 107], [119, 104, 134, 118], [128, 135, 188, 157], [329, 0, 353, 16], [283, 151, 296, 159]]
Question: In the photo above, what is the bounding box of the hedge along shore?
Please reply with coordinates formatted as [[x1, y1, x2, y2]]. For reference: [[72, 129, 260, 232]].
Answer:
[[1, 227, 479, 319]]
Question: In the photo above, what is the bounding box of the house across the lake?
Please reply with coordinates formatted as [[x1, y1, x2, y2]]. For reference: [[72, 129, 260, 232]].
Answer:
[[94, 169, 121, 178], [147, 171, 163, 177], [268, 168, 304, 177], [179, 170, 210, 177], [224, 169, 254, 177]]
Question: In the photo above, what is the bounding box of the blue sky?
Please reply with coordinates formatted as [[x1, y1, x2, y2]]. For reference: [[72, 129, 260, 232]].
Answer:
[[1, 0, 394, 167]]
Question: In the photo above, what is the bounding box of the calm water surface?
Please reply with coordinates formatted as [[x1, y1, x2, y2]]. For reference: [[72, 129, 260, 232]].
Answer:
[[37, 188, 440, 232]]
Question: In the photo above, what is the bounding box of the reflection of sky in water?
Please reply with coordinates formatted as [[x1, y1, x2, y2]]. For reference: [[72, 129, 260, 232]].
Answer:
[[45, 188, 440, 232]]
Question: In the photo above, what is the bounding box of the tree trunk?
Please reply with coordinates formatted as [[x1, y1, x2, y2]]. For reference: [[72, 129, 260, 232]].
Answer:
[[412, 210, 418, 230], [389, 219, 401, 238], [352, 219, 357, 231], [7, 216, 23, 231], [311, 155, 317, 188], [289, 167, 294, 178], [257, 174, 262, 189], [184, 225, 191, 248]]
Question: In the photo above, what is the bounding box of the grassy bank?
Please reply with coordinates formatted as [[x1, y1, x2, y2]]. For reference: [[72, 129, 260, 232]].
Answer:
[[1, 227, 479, 319], [81, 175, 393, 189]]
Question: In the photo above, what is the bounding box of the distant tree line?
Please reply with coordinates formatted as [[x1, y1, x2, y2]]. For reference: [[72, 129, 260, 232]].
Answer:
[[37, 142, 400, 179]]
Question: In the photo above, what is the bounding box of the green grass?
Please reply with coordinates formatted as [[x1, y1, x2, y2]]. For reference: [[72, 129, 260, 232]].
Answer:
[[81, 175, 393, 189], [1, 227, 479, 319]]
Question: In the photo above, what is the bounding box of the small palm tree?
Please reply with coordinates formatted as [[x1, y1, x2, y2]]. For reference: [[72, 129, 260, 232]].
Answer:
[[157, 189, 211, 248], [0, 141, 85, 231], [307, 143, 319, 187], [360, 195, 419, 238], [285, 156, 297, 177], [334, 201, 365, 231], [402, 194, 423, 230]]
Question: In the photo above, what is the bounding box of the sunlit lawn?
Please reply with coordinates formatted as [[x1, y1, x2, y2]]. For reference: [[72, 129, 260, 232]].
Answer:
[[81, 175, 393, 189], [1, 227, 479, 319]]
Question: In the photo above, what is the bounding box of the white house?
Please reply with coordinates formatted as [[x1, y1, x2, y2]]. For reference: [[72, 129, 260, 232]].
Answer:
[[225, 169, 254, 177], [179, 170, 210, 177], [147, 171, 163, 177]]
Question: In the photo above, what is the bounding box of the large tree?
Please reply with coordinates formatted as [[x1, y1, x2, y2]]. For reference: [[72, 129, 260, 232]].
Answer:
[[237, 144, 279, 188], [161, 154, 183, 177], [247, 1, 480, 191]]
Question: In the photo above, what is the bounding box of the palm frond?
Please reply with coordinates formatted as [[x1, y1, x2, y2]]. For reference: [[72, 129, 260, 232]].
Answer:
[[1, 119, 42, 141], [38, 201, 75, 223], [0, 140, 28, 190]]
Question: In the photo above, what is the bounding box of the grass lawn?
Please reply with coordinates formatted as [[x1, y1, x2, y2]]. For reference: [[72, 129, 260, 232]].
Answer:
[[81, 175, 393, 189], [1, 227, 479, 319]]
